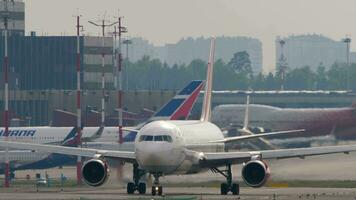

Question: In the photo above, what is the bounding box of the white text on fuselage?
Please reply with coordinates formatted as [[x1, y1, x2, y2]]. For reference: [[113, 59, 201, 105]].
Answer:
[[0, 130, 36, 137]]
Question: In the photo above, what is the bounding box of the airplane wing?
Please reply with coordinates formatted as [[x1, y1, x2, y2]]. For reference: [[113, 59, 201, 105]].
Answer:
[[0, 140, 136, 163], [200, 144, 356, 167], [210, 129, 305, 143], [122, 127, 139, 132]]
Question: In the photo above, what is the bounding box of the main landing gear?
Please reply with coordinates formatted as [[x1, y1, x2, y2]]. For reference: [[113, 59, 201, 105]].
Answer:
[[151, 173, 163, 196], [212, 164, 239, 195], [127, 164, 146, 194]]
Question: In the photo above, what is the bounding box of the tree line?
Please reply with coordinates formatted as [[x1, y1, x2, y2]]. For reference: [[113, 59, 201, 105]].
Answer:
[[123, 52, 356, 91]]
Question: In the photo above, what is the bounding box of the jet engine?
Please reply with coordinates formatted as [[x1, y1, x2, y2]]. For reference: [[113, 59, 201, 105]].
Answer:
[[241, 160, 270, 188], [82, 158, 109, 187]]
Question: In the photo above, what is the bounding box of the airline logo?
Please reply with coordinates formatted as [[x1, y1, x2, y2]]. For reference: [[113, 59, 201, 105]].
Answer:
[[0, 129, 36, 137], [153, 80, 204, 120], [61, 127, 78, 146]]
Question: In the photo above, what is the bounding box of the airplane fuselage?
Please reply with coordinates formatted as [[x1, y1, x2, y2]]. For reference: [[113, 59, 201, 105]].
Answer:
[[212, 104, 356, 140], [135, 120, 224, 175]]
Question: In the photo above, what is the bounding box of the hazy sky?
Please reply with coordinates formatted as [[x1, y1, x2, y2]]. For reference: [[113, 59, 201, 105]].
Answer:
[[26, 0, 356, 72]]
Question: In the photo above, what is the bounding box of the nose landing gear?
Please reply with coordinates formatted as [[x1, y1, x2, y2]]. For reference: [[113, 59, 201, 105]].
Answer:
[[127, 164, 146, 194], [151, 173, 163, 196], [212, 164, 239, 195]]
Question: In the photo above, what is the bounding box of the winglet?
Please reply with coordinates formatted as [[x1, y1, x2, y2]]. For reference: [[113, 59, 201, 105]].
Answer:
[[242, 95, 250, 130], [200, 38, 216, 122]]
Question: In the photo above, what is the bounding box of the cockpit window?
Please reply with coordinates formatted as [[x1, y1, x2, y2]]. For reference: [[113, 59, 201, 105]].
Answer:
[[154, 136, 163, 141], [138, 135, 153, 142], [163, 135, 173, 143], [138, 135, 173, 143], [145, 135, 153, 141]]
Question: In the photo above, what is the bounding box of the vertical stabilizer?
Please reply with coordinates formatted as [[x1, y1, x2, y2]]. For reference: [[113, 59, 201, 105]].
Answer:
[[242, 95, 250, 130], [200, 38, 216, 122]]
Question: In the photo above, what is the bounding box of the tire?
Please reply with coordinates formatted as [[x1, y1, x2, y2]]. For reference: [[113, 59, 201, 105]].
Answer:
[[220, 183, 228, 195], [138, 182, 146, 194], [231, 183, 239, 195], [151, 186, 157, 196], [127, 182, 135, 194], [158, 186, 163, 196]]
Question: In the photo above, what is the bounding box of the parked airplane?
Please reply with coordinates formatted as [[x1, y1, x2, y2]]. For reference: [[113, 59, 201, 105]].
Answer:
[[212, 101, 356, 141], [0, 126, 98, 145], [222, 95, 277, 150], [4, 39, 356, 197], [0, 126, 80, 173], [0, 80, 204, 174]]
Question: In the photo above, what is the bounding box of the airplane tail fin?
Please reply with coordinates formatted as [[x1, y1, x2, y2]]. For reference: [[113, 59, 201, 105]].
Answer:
[[200, 38, 216, 122], [150, 80, 204, 121], [242, 95, 250, 130], [61, 127, 79, 147], [81, 126, 105, 143]]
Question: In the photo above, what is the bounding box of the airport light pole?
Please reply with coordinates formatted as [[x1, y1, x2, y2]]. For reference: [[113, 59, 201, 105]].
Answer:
[[88, 19, 118, 127], [117, 17, 127, 144], [75, 15, 84, 185], [2, 0, 10, 188], [109, 15, 127, 181], [278, 39, 287, 91], [343, 36, 351, 90]]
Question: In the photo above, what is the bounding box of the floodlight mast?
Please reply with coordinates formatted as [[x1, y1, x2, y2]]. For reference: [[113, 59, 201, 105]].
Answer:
[[75, 15, 84, 185], [278, 39, 287, 91], [117, 16, 127, 144], [88, 18, 118, 127], [343, 36, 351, 90], [2, 0, 10, 188]]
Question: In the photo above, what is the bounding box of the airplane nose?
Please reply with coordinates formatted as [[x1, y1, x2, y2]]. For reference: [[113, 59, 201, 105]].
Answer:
[[136, 143, 184, 173]]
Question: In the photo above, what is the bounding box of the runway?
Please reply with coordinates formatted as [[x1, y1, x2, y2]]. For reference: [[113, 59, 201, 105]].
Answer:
[[1, 186, 356, 200], [3, 149, 356, 199]]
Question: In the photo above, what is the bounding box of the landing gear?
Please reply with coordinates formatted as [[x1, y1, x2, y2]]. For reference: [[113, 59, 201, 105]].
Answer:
[[151, 173, 163, 196], [212, 164, 239, 195], [126, 164, 146, 194], [151, 185, 163, 196], [127, 182, 135, 194], [138, 182, 146, 194]]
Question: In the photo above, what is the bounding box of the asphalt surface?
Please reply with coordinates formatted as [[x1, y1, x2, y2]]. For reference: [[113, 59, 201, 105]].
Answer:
[[1, 187, 356, 200], [3, 148, 356, 199]]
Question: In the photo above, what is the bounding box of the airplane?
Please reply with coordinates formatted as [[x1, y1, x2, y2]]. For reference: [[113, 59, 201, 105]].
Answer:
[[212, 100, 356, 142], [0, 80, 204, 174], [0, 126, 99, 146], [3, 38, 356, 197], [0, 126, 80, 174], [222, 95, 277, 150]]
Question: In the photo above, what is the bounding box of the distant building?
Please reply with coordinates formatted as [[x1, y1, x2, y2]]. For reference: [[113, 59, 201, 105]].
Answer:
[[123, 36, 263, 73], [0, 35, 113, 90], [0, 0, 24, 36], [276, 34, 347, 71], [83, 36, 114, 90]]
